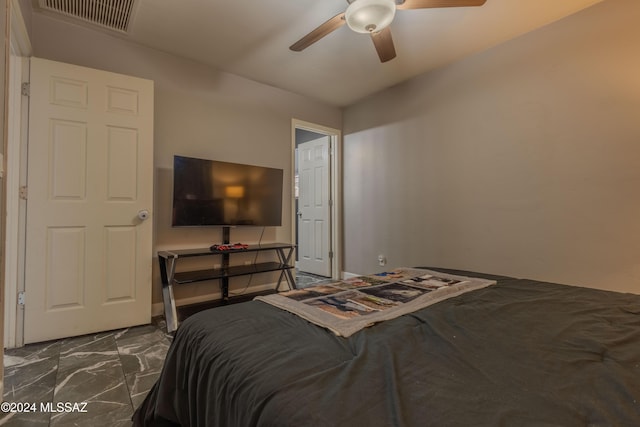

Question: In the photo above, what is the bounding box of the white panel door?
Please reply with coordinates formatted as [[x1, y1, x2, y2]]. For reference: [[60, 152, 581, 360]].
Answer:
[[297, 136, 331, 277], [24, 57, 154, 343]]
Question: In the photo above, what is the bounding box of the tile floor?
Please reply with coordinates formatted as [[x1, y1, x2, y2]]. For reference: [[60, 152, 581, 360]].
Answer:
[[295, 271, 333, 288], [1, 271, 329, 427], [1, 319, 171, 427]]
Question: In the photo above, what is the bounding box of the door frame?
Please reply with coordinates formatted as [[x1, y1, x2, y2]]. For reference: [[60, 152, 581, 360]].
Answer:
[[291, 119, 342, 280], [4, 0, 32, 349]]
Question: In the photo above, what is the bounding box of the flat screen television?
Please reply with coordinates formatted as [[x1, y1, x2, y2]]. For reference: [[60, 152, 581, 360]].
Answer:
[[171, 155, 284, 227]]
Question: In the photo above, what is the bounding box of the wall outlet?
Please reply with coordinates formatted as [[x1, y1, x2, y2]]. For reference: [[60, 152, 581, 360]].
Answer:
[[378, 255, 387, 266]]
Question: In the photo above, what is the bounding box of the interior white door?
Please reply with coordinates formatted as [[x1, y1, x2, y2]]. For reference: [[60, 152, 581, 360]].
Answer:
[[24, 57, 154, 343], [297, 136, 331, 277]]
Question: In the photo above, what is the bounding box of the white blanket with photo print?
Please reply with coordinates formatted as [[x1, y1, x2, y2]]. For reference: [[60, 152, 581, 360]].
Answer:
[[255, 268, 496, 337]]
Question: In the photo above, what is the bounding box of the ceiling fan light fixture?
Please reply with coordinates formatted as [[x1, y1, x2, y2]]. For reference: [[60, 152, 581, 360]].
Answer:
[[345, 0, 397, 34]]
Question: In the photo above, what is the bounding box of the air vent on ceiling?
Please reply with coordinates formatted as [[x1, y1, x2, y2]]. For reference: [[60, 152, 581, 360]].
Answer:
[[38, 0, 136, 33]]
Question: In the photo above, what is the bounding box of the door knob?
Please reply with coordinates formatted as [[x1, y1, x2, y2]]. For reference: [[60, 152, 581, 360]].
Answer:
[[137, 209, 150, 220], [297, 211, 303, 218]]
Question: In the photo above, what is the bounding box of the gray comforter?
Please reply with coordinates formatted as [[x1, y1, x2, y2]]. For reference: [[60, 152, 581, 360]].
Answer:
[[133, 269, 640, 426]]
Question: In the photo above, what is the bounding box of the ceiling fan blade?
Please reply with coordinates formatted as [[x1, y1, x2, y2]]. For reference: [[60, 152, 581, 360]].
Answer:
[[397, 0, 486, 10], [371, 27, 396, 63], [290, 12, 346, 52]]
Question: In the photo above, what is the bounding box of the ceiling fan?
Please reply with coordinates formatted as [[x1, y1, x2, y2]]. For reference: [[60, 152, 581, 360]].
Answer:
[[290, 0, 487, 63]]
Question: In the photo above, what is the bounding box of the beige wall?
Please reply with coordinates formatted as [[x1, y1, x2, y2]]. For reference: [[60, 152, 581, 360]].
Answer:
[[343, 0, 640, 294], [29, 12, 342, 304]]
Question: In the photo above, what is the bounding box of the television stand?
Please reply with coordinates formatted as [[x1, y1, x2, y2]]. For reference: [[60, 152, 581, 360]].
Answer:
[[158, 240, 296, 333]]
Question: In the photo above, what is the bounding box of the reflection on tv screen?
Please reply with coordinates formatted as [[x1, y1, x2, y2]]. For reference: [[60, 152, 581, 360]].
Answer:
[[172, 155, 283, 227]]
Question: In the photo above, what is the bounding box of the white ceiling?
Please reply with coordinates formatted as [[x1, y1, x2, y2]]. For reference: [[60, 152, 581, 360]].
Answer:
[[36, 0, 603, 107]]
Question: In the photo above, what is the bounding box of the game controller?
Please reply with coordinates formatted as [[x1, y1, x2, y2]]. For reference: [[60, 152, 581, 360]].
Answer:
[[209, 243, 249, 251]]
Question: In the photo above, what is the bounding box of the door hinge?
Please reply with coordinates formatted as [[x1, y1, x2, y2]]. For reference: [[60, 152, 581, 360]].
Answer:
[[18, 291, 25, 306], [329, 251, 334, 259], [19, 186, 28, 200], [21, 82, 30, 97]]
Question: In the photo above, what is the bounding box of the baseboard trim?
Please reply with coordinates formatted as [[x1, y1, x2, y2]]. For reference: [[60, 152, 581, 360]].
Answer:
[[341, 271, 360, 280]]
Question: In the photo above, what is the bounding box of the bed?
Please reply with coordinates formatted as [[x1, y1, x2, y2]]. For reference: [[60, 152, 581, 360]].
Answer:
[[133, 268, 640, 426]]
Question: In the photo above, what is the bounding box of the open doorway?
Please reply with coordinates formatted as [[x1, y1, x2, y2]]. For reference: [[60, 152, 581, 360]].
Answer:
[[292, 119, 341, 281]]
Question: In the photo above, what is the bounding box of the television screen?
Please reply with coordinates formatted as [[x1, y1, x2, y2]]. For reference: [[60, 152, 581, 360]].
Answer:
[[172, 155, 284, 227]]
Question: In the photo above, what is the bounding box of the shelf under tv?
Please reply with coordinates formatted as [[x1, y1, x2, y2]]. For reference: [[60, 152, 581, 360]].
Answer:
[[173, 262, 293, 284], [158, 241, 296, 333]]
